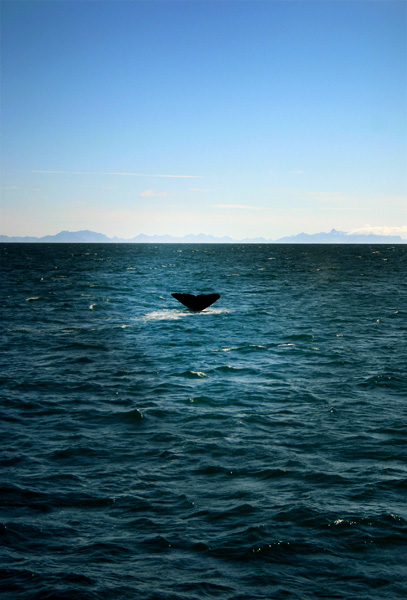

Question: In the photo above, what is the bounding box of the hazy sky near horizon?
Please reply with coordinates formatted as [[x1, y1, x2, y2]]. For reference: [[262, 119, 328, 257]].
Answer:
[[1, 0, 406, 239]]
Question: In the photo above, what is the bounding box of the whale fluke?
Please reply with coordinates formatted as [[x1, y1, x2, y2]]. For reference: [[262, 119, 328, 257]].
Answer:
[[172, 293, 220, 311]]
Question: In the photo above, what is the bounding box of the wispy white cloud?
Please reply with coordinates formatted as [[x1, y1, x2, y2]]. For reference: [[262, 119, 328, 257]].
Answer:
[[3, 185, 41, 191], [306, 192, 406, 210], [140, 189, 168, 198], [347, 225, 407, 238], [268, 168, 304, 176], [32, 170, 202, 179], [212, 204, 270, 210], [306, 191, 344, 201]]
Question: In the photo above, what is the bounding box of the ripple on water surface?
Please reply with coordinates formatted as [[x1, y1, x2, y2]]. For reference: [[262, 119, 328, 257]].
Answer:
[[1, 243, 407, 600]]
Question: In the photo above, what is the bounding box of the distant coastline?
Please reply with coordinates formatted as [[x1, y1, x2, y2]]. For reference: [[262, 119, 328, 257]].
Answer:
[[1, 228, 406, 244]]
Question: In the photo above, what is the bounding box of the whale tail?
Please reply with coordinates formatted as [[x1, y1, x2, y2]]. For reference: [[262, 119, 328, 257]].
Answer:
[[172, 293, 220, 311]]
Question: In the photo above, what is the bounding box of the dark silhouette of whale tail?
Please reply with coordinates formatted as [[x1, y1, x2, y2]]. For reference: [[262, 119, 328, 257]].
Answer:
[[172, 293, 220, 311]]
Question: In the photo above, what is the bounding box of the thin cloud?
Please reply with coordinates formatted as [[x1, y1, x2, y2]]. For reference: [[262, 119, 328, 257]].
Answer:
[[306, 191, 343, 199], [140, 190, 168, 198], [268, 169, 303, 175], [212, 204, 269, 210], [347, 225, 407, 238], [3, 185, 41, 191], [32, 170, 202, 179]]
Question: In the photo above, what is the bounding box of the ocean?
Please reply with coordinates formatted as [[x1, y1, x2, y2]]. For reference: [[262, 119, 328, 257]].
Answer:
[[1, 243, 406, 600]]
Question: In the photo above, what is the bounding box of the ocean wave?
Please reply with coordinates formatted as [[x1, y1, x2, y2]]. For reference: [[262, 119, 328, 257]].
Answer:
[[2, 243, 407, 600]]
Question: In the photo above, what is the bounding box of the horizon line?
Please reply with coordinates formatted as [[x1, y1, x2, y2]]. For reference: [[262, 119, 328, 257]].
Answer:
[[1, 228, 406, 242]]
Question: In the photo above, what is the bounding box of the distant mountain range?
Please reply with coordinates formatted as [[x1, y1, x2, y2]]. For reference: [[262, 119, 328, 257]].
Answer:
[[0, 228, 405, 244], [275, 229, 406, 244]]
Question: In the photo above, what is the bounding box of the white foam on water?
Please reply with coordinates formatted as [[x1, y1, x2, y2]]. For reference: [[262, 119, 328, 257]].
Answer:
[[144, 309, 186, 321], [144, 307, 230, 320], [190, 371, 207, 378], [203, 307, 230, 315]]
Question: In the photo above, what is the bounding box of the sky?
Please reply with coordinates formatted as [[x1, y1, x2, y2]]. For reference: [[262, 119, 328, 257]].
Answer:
[[1, 0, 406, 240]]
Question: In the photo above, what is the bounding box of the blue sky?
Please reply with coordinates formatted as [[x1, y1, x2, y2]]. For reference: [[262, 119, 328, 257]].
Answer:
[[1, 0, 406, 239]]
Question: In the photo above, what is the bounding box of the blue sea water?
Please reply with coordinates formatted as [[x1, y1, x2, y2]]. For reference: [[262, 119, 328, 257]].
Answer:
[[1, 243, 407, 600]]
